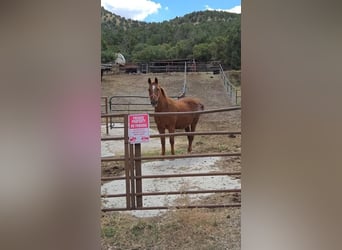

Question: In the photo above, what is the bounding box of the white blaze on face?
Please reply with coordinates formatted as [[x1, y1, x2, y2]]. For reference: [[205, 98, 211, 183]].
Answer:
[[150, 84, 158, 107]]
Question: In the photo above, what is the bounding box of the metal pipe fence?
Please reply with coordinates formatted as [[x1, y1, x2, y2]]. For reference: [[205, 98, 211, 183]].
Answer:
[[101, 107, 241, 211], [219, 65, 241, 105]]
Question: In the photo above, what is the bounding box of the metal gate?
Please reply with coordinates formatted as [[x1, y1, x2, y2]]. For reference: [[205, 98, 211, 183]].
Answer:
[[101, 107, 241, 212]]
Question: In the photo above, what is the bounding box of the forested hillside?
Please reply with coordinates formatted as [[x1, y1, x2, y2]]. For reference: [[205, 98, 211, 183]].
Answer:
[[101, 7, 240, 69]]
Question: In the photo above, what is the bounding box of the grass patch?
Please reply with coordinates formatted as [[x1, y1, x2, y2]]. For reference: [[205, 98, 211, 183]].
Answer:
[[227, 70, 241, 87], [101, 207, 240, 250]]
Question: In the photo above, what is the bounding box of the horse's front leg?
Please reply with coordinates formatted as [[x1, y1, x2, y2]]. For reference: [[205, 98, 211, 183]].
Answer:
[[168, 127, 175, 155], [158, 127, 166, 155]]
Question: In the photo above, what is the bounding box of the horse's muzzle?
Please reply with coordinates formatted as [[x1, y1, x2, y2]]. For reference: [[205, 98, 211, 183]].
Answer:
[[151, 100, 158, 107]]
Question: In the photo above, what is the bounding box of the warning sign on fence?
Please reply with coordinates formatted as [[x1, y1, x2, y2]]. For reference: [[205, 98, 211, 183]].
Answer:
[[128, 114, 150, 144]]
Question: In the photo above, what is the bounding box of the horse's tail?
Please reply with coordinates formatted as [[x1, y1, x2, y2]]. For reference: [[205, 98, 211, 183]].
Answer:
[[199, 102, 204, 111], [194, 99, 204, 111]]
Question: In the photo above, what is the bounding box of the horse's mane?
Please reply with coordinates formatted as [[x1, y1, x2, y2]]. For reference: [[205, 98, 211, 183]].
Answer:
[[160, 86, 202, 106], [159, 87, 167, 98]]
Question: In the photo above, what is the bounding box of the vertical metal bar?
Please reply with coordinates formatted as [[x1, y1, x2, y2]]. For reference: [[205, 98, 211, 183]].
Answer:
[[109, 97, 113, 129], [104, 97, 109, 135], [123, 114, 131, 209], [135, 143, 143, 208], [129, 143, 135, 209], [182, 61, 187, 96], [235, 89, 237, 105], [184, 61, 187, 83]]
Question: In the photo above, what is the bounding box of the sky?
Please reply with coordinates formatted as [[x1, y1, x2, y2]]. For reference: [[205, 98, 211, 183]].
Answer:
[[101, 0, 241, 23]]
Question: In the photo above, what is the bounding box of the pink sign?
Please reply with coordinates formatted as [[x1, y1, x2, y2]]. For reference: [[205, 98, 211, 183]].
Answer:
[[128, 114, 150, 144]]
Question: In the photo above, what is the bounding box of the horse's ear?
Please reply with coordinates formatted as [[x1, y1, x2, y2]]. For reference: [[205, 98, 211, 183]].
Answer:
[[155, 77, 158, 84], [148, 78, 151, 84]]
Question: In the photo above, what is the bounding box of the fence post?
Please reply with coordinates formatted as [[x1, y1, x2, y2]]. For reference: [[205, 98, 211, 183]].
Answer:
[[123, 114, 131, 209], [101, 96, 109, 135], [129, 143, 135, 209], [235, 89, 238, 105], [105, 99, 109, 135], [135, 144, 143, 208]]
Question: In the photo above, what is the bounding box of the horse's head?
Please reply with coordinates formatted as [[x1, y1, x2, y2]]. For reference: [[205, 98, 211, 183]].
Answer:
[[148, 77, 163, 107]]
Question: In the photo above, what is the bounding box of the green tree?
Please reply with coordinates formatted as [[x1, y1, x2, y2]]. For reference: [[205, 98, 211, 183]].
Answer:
[[193, 43, 211, 61], [101, 8, 241, 68]]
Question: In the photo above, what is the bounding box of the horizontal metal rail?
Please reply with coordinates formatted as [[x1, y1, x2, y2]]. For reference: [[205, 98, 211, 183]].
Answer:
[[101, 153, 240, 162], [110, 104, 152, 106], [149, 131, 241, 138], [149, 107, 241, 116], [110, 95, 150, 99], [102, 203, 241, 212], [101, 193, 127, 198], [101, 106, 241, 118], [101, 136, 125, 141], [101, 156, 125, 162], [133, 152, 241, 161], [101, 131, 241, 141], [133, 172, 241, 179], [110, 108, 153, 111], [101, 189, 240, 198], [101, 176, 126, 181], [101, 172, 241, 182], [109, 95, 180, 112], [135, 189, 241, 197]]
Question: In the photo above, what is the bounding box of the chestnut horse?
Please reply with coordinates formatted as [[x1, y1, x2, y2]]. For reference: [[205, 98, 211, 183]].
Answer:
[[148, 77, 204, 155]]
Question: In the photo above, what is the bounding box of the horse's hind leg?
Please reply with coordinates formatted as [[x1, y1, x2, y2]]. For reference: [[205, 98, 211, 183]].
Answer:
[[185, 126, 193, 153], [188, 118, 199, 153]]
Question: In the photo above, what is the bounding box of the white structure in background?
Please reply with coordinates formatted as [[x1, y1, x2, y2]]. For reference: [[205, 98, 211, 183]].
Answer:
[[114, 52, 126, 66], [101, 53, 126, 77]]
